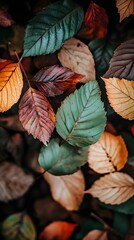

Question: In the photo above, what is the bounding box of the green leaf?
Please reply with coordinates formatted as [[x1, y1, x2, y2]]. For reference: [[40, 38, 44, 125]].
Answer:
[[113, 212, 130, 238], [2, 212, 36, 240], [38, 138, 88, 175], [23, 0, 84, 57], [56, 80, 106, 147]]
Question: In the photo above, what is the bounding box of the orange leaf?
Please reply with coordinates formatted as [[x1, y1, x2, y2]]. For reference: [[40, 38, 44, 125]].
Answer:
[[77, 0, 108, 40], [40, 221, 77, 240], [19, 88, 55, 145], [0, 59, 23, 112], [116, 0, 134, 22]]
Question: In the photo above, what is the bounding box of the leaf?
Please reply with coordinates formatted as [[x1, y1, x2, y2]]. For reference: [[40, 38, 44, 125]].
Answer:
[[58, 37, 95, 83], [83, 230, 107, 240], [103, 39, 134, 80], [0, 162, 33, 202], [113, 212, 130, 237], [40, 221, 77, 240], [116, 0, 134, 22], [0, 60, 23, 112], [19, 88, 55, 146], [23, 0, 84, 57], [85, 172, 134, 205], [2, 212, 36, 240], [88, 131, 128, 174], [77, 0, 108, 40], [39, 138, 88, 175], [56, 80, 106, 147], [31, 65, 84, 97], [0, 8, 15, 27], [43, 170, 85, 210], [102, 77, 134, 120]]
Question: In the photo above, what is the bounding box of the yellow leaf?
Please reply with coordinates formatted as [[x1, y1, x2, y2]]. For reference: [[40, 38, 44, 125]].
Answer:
[[58, 37, 95, 83], [116, 0, 134, 22], [85, 172, 134, 205], [0, 60, 23, 112], [88, 131, 128, 174], [43, 170, 85, 211], [83, 229, 107, 240], [102, 77, 134, 120]]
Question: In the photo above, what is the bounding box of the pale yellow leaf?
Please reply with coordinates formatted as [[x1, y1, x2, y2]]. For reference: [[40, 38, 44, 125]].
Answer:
[[88, 131, 128, 174], [58, 37, 95, 83], [44, 170, 85, 211], [102, 77, 134, 120], [0, 60, 23, 112], [83, 229, 107, 240], [85, 172, 134, 205], [116, 0, 134, 22]]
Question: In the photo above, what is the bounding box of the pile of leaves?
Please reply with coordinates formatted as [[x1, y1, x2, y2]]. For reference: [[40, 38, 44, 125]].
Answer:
[[0, 0, 134, 239]]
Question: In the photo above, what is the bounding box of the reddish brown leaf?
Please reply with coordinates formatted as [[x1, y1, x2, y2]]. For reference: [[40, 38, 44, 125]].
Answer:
[[77, 0, 108, 40], [0, 8, 15, 27], [19, 88, 55, 146], [31, 65, 84, 97]]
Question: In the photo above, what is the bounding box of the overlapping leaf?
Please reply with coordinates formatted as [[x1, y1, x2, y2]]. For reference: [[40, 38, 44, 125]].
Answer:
[[19, 88, 55, 145], [0, 162, 33, 202], [77, 0, 108, 39], [102, 77, 134, 120], [58, 37, 95, 83], [85, 172, 134, 205], [31, 65, 84, 97], [43, 170, 85, 210], [83, 230, 107, 240], [116, 0, 134, 22], [40, 221, 77, 240], [0, 59, 23, 112], [0, 8, 15, 27], [56, 80, 106, 147], [103, 39, 134, 80], [2, 212, 36, 240], [39, 138, 87, 175], [23, 0, 84, 56], [88, 132, 128, 174]]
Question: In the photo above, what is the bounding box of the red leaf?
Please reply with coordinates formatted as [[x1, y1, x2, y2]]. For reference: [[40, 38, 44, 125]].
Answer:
[[0, 8, 15, 27], [31, 65, 84, 97], [19, 88, 55, 145], [78, 0, 108, 40]]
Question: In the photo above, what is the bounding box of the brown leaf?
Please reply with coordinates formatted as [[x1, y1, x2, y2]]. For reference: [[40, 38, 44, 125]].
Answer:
[[77, 0, 108, 40], [103, 39, 134, 80], [116, 0, 134, 22], [8, 25, 25, 56], [58, 37, 95, 83], [31, 65, 84, 97], [0, 8, 15, 27], [88, 132, 128, 174], [19, 88, 55, 145], [39, 221, 77, 240], [83, 229, 107, 240], [33, 53, 58, 69], [0, 162, 33, 202], [85, 172, 134, 205], [43, 170, 85, 211], [0, 115, 24, 132], [102, 77, 134, 120]]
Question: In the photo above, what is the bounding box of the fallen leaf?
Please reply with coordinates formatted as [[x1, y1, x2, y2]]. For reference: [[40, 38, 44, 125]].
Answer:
[[8, 25, 25, 56], [58, 37, 95, 83], [0, 115, 24, 131], [83, 229, 107, 240], [85, 172, 134, 205], [40, 221, 77, 240], [0, 8, 15, 27], [43, 170, 85, 211], [88, 132, 128, 174], [102, 77, 134, 120], [33, 53, 58, 69], [19, 88, 55, 145], [0, 162, 33, 202], [116, 0, 134, 22]]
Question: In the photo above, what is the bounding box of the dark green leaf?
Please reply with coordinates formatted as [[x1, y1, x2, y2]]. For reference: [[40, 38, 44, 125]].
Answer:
[[23, 0, 84, 57], [38, 138, 88, 175], [121, 132, 134, 161], [113, 212, 130, 238], [56, 80, 106, 147]]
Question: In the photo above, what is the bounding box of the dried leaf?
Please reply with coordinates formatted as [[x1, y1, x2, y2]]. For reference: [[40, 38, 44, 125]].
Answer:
[[85, 172, 134, 205], [19, 88, 55, 145], [0, 8, 15, 27], [88, 132, 128, 174], [58, 37, 95, 83], [102, 77, 134, 120], [0, 59, 23, 112], [40, 221, 77, 240], [77, 0, 108, 40], [103, 39, 134, 80], [43, 170, 85, 211], [8, 25, 25, 56], [0, 162, 33, 202], [31, 65, 84, 97], [0, 115, 24, 131], [83, 229, 107, 240], [116, 0, 134, 22]]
